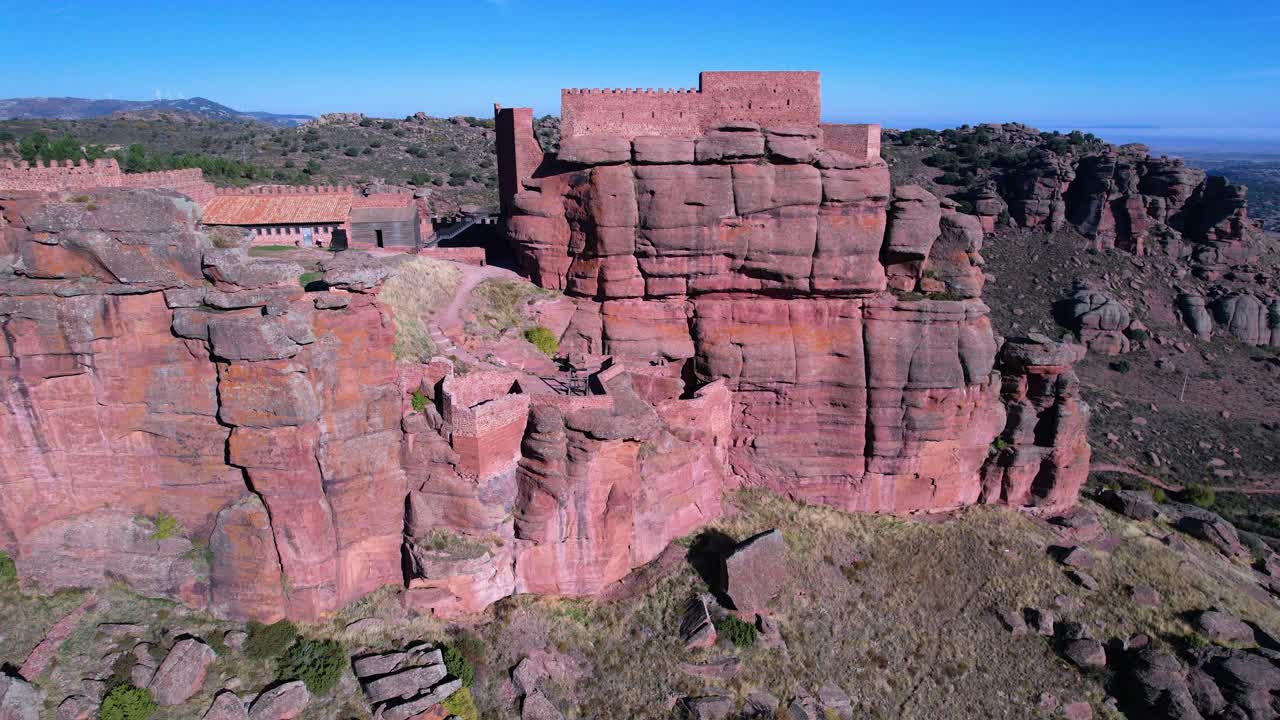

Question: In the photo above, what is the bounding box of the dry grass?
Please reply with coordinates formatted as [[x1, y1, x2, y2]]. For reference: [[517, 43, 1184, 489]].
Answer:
[[379, 258, 463, 362], [464, 490, 1280, 719], [462, 278, 555, 338]]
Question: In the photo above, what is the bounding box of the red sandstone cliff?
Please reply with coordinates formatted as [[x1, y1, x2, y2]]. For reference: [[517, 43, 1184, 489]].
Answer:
[[499, 120, 1091, 514], [0, 187, 736, 620]]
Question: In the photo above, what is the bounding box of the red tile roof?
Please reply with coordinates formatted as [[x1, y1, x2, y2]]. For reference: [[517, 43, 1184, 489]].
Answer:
[[202, 193, 353, 225]]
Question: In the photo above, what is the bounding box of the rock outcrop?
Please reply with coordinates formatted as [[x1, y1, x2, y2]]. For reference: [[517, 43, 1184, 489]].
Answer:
[[953, 125, 1263, 275], [1054, 280, 1135, 354], [0, 189, 405, 622], [502, 124, 1089, 513]]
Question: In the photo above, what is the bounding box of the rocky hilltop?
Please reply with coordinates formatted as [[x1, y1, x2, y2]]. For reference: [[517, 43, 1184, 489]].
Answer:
[[503, 122, 1091, 514], [890, 124, 1279, 352], [0, 119, 1097, 628]]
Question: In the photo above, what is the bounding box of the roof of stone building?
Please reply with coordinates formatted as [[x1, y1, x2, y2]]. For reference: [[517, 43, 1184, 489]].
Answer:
[[202, 193, 353, 225], [351, 192, 414, 209], [350, 204, 417, 224]]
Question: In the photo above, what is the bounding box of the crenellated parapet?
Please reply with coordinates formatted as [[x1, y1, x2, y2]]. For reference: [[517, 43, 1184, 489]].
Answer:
[[212, 184, 355, 196], [0, 157, 215, 202], [560, 71, 821, 139]]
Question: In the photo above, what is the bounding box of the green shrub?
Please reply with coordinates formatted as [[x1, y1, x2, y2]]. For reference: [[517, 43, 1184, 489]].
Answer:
[[443, 644, 476, 688], [1182, 483, 1216, 509], [410, 389, 430, 413], [149, 512, 182, 540], [523, 326, 559, 357], [298, 271, 324, 288], [714, 616, 758, 648], [1151, 486, 1168, 504], [1109, 360, 1132, 373], [99, 685, 156, 720], [441, 687, 479, 720], [245, 619, 298, 660], [1124, 327, 1151, 343], [277, 638, 345, 694], [0, 551, 15, 584], [991, 437, 1010, 453]]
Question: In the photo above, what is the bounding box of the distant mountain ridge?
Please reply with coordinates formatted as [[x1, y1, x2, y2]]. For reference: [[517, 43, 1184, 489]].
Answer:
[[0, 96, 313, 127]]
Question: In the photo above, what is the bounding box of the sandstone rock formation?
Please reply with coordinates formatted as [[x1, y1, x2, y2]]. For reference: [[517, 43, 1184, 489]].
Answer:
[[0, 187, 744, 621], [0, 189, 404, 622], [1, 110, 1096, 623], [501, 121, 1089, 513], [954, 125, 1263, 275], [1054, 280, 1135, 354]]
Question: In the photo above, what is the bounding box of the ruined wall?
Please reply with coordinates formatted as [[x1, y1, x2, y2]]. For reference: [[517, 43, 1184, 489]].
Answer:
[[560, 71, 821, 140], [0, 159, 215, 203], [502, 122, 1090, 514]]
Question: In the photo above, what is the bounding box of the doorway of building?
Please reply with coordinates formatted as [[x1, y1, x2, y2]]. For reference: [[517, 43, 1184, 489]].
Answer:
[[375, 229, 384, 248]]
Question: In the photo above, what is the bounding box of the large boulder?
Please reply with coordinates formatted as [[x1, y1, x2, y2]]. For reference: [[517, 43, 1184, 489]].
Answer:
[[723, 529, 786, 612], [1099, 488, 1159, 521], [247, 682, 310, 720], [0, 673, 43, 720], [1193, 610, 1254, 645], [1055, 280, 1133, 354], [202, 691, 249, 720], [150, 638, 216, 705]]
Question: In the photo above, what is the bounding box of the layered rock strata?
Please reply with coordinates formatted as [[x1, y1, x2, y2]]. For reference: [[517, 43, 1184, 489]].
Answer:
[[0, 189, 404, 622], [501, 122, 1090, 513], [0, 189, 733, 620]]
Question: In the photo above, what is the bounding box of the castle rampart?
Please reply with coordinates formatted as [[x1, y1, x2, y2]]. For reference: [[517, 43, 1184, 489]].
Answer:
[[560, 71, 821, 139], [497, 71, 882, 217], [0, 158, 215, 203]]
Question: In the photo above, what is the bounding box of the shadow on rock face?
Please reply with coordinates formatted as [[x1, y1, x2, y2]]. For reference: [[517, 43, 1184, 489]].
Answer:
[[686, 529, 737, 604]]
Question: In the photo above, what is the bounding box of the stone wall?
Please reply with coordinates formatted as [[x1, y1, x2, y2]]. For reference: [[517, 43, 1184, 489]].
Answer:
[[560, 71, 821, 140], [495, 106, 546, 215], [0, 159, 215, 203]]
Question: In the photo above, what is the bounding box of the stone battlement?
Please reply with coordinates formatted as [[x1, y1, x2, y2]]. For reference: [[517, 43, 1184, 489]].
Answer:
[[563, 87, 700, 95], [213, 184, 355, 196], [0, 158, 215, 202], [561, 71, 821, 139]]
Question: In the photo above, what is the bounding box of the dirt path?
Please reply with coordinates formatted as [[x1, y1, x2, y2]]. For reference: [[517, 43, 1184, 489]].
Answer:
[[1092, 462, 1183, 492], [435, 263, 522, 335]]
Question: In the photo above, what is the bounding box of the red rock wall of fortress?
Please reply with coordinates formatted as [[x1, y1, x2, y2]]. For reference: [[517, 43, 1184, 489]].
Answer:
[[560, 71, 821, 139], [0, 158, 215, 203], [821, 122, 882, 163], [494, 106, 546, 214]]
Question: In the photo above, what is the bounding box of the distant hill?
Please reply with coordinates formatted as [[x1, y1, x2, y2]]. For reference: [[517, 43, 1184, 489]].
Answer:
[[0, 96, 313, 127]]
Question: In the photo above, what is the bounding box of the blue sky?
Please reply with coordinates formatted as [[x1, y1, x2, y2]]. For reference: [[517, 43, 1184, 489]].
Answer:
[[1, 0, 1277, 129]]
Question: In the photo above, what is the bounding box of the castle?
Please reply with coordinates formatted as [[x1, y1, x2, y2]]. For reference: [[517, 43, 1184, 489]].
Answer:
[[496, 70, 881, 214]]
